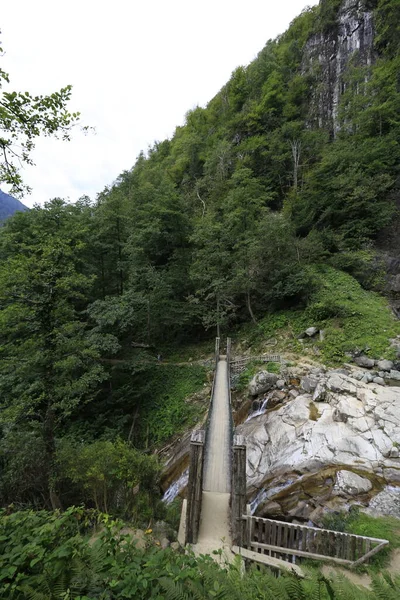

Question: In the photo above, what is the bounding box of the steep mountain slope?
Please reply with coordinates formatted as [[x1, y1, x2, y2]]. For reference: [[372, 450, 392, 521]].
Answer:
[[0, 190, 29, 221], [90, 0, 399, 339]]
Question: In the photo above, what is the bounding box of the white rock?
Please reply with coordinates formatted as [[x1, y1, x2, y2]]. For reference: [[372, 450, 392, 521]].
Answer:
[[305, 327, 319, 337], [237, 371, 400, 508], [333, 470, 372, 496]]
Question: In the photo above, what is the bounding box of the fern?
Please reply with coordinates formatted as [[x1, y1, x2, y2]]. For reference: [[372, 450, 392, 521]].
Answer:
[[371, 573, 400, 600], [160, 577, 198, 600], [282, 576, 308, 600]]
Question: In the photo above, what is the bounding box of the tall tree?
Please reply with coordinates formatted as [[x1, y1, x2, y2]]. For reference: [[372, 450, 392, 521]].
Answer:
[[0, 200, 106, 507]]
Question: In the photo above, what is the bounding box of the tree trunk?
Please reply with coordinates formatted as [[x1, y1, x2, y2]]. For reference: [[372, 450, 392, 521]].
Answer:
[[44, 406, 63, 510], [246, 290, 257, 324]]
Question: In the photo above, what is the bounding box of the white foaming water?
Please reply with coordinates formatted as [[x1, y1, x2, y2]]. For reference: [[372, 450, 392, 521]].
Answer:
[[250, 488, 268, 514], [245, 398, 269, 422], [250, 479, 297, 514], [162, 469, 189, 504]]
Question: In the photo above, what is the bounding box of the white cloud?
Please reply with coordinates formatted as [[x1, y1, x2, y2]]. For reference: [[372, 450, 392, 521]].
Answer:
[[1, 0, 317, 207]]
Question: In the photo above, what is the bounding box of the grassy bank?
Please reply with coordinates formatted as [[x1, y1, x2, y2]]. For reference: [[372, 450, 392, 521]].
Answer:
[[232, 266, 400, 365]]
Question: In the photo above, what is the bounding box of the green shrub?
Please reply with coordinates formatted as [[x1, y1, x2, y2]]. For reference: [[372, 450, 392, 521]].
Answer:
[[56, 439, 162, 523]]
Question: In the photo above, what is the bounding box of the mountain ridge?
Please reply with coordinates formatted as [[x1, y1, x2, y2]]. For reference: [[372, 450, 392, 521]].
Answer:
[[0, 189, 29, 221]]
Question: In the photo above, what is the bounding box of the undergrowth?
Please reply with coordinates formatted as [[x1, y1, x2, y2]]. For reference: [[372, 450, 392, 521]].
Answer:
[[233, 266, 400, 365], [2, 507, 400, 599], [137, 364, 207, 448]]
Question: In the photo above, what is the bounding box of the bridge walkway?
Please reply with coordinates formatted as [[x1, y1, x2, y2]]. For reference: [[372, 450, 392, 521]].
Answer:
[[194, 356, 233, 559]]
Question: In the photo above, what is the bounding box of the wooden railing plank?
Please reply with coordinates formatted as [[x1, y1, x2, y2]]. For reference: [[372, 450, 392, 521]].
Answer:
[[232, 546, 305, 577], [352, 541, 389, 567], [251, 541, 353, 565], [241, 515, 389, 567]]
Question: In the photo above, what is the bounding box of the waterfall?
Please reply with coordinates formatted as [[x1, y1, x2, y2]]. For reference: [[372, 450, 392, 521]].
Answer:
[[245, 397, 269, 422], [162, 468, 189, 504]]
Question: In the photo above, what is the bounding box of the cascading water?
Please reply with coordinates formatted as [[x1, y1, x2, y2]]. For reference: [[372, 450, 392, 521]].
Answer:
[[162, 468, 189, 504], [245, 397, 269, 422], [250, 478, 296, 514]]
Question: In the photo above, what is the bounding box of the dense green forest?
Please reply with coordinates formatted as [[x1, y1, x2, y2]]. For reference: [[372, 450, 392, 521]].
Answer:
[[0, 0, 400, 594]]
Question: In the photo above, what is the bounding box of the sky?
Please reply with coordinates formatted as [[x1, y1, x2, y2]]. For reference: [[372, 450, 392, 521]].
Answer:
[[1, 0, 317, 208]]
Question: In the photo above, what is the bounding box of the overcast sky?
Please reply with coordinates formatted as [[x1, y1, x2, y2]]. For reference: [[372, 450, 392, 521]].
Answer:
[[2, 0, 317, 207]]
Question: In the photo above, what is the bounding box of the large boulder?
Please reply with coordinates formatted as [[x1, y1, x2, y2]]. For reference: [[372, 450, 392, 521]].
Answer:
[[354, 355, 375, 368], [333, 470, 372, 496], [238, 372, 400, 518], [377, 359, 394, 372], [305, 327, 319, 337], [301, 376, 318, 393], [248, 371, 279, 396]]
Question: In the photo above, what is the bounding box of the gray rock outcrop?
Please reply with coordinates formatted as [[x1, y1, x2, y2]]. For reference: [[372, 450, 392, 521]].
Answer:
[[377, 360, 394, 372], [354, 355, 375, 368], [238, 371, 400, 521], [248, 371, 279, 396], [302, 0, 375, 136]]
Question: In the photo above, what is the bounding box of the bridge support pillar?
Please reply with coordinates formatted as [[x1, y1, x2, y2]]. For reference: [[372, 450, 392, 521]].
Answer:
[[185, 429, 205, 544], [231, 434, 247, 547]]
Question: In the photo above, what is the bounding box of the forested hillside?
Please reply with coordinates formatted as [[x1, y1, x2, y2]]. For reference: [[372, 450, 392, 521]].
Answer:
[[0, 0, 399, 519]]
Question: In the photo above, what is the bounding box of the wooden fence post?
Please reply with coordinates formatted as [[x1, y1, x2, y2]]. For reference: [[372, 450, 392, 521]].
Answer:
[[185, 429, 205, 544], [231, 434, 247, 546]]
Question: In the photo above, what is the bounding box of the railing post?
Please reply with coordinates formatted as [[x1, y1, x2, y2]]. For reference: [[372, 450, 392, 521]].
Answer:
[[215, 337, 220, 364], [231, 434, 247, 547], [186, 429, 205, 544]]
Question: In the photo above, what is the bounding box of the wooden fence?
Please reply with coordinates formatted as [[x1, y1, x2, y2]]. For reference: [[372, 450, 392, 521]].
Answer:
[[230, 355, 281, 375], [243, 515, 389, 567]]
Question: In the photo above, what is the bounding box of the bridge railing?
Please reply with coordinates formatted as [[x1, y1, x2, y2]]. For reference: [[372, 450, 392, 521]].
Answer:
[[230, 354, 281, 376], [226, 337, 234, 442], [185, 338, 220, 544], [242, 515, 389, 567], [185, 429, 205, 544]]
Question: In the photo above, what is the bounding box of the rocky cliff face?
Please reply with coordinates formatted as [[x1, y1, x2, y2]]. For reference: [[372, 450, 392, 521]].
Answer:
[[303, 0, 375, 136]]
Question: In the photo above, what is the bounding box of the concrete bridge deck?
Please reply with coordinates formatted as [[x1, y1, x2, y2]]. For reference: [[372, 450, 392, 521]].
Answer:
[[194, 357, 233, 559]]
